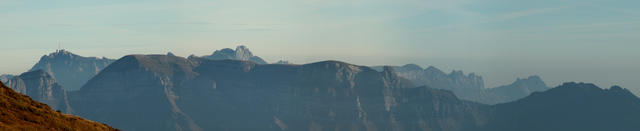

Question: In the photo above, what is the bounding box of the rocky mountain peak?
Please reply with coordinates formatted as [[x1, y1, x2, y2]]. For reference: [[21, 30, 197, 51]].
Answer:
[[204, 45, 267, 64], [29, 50, 115, 91]]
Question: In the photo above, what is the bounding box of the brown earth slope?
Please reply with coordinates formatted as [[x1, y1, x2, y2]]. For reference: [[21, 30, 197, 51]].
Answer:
[[0, 81, 117, 131]]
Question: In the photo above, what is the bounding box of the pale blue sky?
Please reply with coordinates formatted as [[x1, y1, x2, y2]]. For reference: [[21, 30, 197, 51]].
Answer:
[[1, 0, 639, 93]]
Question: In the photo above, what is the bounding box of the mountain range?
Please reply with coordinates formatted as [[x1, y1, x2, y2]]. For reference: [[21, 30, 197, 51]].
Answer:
[[373, 64, 550, 104], [69, 55, 486, 131], [2, 46, 639, 131], [0, 81, 116, 130], [67, 54, 640, 131]]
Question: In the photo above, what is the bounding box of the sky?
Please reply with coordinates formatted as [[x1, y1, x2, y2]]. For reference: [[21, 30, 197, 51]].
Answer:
[[0, 0, 639, 94]]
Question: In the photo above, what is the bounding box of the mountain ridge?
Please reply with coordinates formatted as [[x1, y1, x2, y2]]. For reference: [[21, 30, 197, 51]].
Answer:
[[71, 54, 487, 131], [29, 49, 115, 91]]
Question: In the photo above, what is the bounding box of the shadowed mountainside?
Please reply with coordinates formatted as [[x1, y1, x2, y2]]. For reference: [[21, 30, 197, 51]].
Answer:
[[70, 55, 489, 131], [0, 81, 117, 131], [69, 54, 640, 131], [481, 82, 640, 131]]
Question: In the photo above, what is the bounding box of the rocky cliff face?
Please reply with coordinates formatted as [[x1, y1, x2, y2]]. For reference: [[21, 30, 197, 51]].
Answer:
[[29, 50, 115, 91], [482, 82, 640, 131], [0, 81, 116, 131], [5, 70, 72, 113], [71, 55, 488, 131], [201, 45, 268, 64]]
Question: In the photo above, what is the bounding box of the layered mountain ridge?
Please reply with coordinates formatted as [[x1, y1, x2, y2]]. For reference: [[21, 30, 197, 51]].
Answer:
[[71, 54, 487, 131], [3, 46, 639, 131], [68, 54, 640, 131], [374, 64, 550, 104]]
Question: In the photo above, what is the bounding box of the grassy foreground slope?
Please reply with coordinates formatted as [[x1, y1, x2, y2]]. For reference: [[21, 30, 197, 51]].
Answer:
[[0, 81, 117, 131]]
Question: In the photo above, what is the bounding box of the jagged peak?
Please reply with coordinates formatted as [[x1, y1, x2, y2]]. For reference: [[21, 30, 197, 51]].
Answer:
[[206, 45, 267, 64], [235, 45, 254, 56]]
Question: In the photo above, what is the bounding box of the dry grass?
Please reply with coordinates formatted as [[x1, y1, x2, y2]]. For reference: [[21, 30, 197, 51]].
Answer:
[[0, 82, 118, 131]]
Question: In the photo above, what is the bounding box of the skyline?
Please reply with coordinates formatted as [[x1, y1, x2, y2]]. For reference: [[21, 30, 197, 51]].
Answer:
[[1, 0, 639, 92]]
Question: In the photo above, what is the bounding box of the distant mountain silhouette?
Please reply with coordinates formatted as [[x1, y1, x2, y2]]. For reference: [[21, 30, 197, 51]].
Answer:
[[5, 70, 72, 113], [482, 76, 550, 104], [29, 49, 115, 91], [0, 74, 14, 83], [0, 81, 117, 130], [373, 64, 549, 104], [199, 45, 268, 64], [70, 55, 487, 131], [481, 82, 640, 131]]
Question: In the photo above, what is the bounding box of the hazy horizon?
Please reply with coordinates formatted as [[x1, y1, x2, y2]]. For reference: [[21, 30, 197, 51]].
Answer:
[[1, 0, 639, 93]]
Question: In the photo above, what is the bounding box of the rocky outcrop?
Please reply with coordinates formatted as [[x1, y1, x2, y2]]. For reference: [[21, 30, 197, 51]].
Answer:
[[201, 45, 268, 64], [71, 55, 488, 131], [29, 49, 115, 91], [5, 70, 72, 113]]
